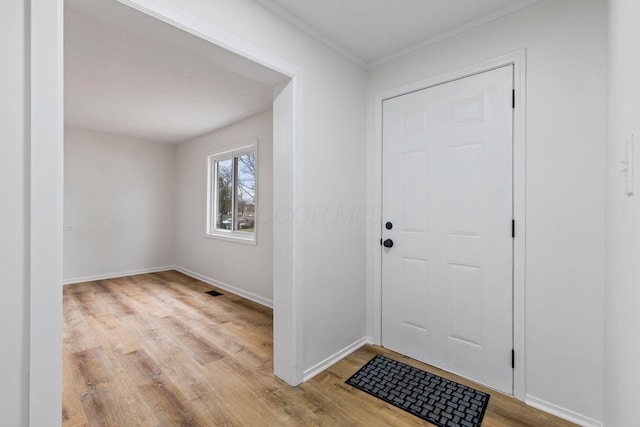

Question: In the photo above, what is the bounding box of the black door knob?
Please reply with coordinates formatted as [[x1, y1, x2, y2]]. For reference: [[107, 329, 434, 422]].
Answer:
[[383, 239, 394, 248]]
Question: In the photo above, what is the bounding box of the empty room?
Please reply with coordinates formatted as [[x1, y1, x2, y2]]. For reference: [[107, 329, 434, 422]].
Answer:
[[62, 1, 285, 423], [2, 0, 639, 426]]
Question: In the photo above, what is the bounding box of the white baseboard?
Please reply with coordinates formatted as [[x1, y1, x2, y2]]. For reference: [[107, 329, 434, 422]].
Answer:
[[525, 395, 602, 427], [174, 266, 273, 309], [303, 336, 374, 382], [63, 266, 174, 285]]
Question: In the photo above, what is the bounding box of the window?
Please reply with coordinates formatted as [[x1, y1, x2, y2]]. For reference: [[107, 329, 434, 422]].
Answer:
[[207, 141, 257, 244]]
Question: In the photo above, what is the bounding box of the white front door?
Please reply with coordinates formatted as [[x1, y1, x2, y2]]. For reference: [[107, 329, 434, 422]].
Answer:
[[381, 66, 514, 393]]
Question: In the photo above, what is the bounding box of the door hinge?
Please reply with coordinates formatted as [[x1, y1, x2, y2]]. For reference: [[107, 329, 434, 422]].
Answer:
[[512, 90, 516, 109], [512, 220, 515, 238], [512, 349, 515, 369]]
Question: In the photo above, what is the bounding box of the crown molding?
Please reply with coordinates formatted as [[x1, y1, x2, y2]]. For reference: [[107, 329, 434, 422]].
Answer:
[[369, 0, 541, 68], [254, 0, 368, 69], [256, 0, 541, 70]]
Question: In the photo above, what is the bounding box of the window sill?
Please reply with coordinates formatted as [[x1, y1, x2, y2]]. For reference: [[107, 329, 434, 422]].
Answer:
[[205, 231, 257, 246]]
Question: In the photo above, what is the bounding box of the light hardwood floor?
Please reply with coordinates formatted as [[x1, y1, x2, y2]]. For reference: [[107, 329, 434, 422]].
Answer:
[[63, 271, 575, 426]]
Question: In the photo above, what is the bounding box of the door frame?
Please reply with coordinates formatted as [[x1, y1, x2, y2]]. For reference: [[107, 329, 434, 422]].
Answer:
[[30, 1, 306, 423], [370, 50, 526, 399]]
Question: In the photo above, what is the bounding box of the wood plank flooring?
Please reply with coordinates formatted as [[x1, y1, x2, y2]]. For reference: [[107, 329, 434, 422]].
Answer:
[[63, 271, 576, 426]]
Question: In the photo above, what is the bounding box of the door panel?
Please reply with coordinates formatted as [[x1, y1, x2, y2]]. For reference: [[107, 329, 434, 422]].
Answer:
[[382, 66, 514, 393], [402, 150, 430, 232], [449, 261, 483, 347], [401, 257, 430, 331]]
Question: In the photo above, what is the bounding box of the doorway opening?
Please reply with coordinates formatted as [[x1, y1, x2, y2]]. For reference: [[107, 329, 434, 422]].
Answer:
[[61, 0, 302, 385], [28, 0, 305, 419]]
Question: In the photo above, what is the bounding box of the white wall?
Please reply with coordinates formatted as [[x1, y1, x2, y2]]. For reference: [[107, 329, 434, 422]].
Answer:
[[175, 110, 273, 304], [367, 0, 606, 422], [0, 0, 29, 424], [64, 127, 176, 281], [146, 0, 368, 372], [604, 0, 640, 425]]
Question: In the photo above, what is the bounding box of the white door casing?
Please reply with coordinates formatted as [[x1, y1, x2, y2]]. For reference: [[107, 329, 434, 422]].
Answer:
[[381, 66, 514, 394]]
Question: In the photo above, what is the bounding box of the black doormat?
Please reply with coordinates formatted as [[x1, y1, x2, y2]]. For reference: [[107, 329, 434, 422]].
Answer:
[[346, 355, 490, 427], [205, 290, 223, 297]]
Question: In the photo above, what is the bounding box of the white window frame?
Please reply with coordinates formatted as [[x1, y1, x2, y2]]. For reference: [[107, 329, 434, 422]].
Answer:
[[206, 140, 258, 245]]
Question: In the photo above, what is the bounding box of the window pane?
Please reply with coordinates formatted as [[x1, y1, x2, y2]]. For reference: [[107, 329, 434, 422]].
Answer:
[[235, 152, 255, 233], [216, 158, 233, 230]]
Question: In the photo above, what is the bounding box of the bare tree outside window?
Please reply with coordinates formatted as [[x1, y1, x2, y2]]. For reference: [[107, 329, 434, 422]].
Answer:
[[236, 153, 256, 232]]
